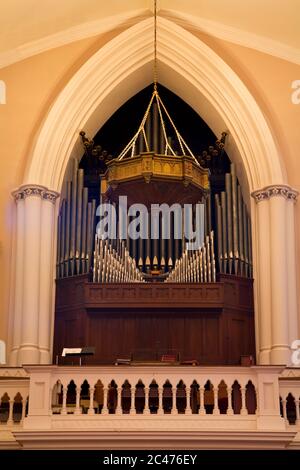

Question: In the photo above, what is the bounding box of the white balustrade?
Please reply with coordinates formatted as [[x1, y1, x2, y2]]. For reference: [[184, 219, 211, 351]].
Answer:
[[2, 365, 300, 434], [0, 370, 29, 427], [6, 365, 285, 433], [279, 374, 300, 427]]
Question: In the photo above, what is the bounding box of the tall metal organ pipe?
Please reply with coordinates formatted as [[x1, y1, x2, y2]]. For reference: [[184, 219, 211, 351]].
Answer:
[[214, 166, 253, 277], [57, 159, 97, 279]]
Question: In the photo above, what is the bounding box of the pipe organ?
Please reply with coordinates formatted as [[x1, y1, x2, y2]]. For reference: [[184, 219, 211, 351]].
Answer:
[[214, 165, 252, 277], [56, 159, 97, 279], [93, 238, 144, 283], [56, 154, 253, 282], [54, 88, 255, 366], [165, 232, 216, 283]]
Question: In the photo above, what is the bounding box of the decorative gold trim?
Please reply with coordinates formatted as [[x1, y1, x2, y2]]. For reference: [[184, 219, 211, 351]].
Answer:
[[251, 185, 298, 202], [106, 152, 210, 191]]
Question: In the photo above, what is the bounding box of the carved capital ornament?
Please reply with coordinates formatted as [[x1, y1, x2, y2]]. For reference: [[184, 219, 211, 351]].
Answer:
[[12, 185, 59, 204], [251, 185, 298, 202]]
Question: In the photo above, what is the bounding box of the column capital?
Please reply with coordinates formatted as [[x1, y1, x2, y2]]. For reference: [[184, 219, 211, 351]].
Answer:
[[12, 184, 60, 204], [251, 185, 298, 203]]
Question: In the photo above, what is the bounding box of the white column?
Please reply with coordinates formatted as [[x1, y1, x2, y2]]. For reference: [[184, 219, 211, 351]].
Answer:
[[74, 385, 81, 415], [199, 387, 206, 415], [10, 185, 59, 366], [255, 197, 272, 364], [7, 400, 14, 425], [295, 399, 300, 425], [130, 387, 135, 415], [158, 387, 164, 415], [227, 386, 234, 415], [39, 195, 56, 364], [88, 385, 95, 415], [286, 197, 299, 348], [144, 387, 150, 415], [240, 387, 247, 416], [21, 398, 27, 422], [185, 386, 192, 415], [213, 387, 220, 415], [9, 195, 25, 365], [20, 189, 42, 364], [102, 388, 109, 415], [252, 186, 298, 366], [269, 194, 289, 364], [61, 385, 67, 415], [116, 386, 122, 415], [171, 387, 177, 415], [282, 399, 287, 421]]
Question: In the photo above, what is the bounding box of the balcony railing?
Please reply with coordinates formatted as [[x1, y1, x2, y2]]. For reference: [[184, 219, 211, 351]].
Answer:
[[0, 367, 29, 428], [1, 365, 300, 448], [9, 364, 285, 434], [279, 368, 300, 428]]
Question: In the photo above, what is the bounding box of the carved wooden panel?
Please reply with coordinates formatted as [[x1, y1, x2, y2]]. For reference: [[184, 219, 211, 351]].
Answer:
[[54, 274, 254, 366]]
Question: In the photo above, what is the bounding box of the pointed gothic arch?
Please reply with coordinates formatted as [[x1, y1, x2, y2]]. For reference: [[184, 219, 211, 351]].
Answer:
[[10, 17, 298, 367], [24, 17, 286, 192]]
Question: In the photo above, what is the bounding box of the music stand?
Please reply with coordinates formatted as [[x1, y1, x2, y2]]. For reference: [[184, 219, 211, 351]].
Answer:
[[61, 347, 95, 366]]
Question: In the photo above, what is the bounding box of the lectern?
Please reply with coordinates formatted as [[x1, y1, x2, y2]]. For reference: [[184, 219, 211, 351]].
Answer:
[[61, 347, 95, 366]]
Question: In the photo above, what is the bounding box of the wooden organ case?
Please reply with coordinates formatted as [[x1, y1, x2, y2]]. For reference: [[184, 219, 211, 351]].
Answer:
[[53, 90, 255, 366]]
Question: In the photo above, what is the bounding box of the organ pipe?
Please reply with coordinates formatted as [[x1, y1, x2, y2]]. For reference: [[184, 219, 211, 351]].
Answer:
[[58, 153, 253, 283], [221, 191, 228, 273], [167, 215, 173, 269], [231, 163, 239, 274], [57, 159, 97, 279], [225, 173, 233, 274], [60, 200, 66, 278], [145, 212, 151, 270], [86, 202, 92, 272], [207, 194, 212, 235], [75, 169, 84, 274], [160, 214, 166, 270], [248, 214, 253, 278], [165, 231, 216, 283], [152, 216, 159, 268], [237, 185, 244, 275], [171, 209, 178, 264], [215, 194, 223, 273], [70, 158, 78, 276], [81, 187, 88, 273], [214, 166, 253, 278], [138, 236, 144, 269], [57, 214, 62, 278], [93, 236, 144, 283], [65, 181, 72, 277], [243, 201, 249, 277]]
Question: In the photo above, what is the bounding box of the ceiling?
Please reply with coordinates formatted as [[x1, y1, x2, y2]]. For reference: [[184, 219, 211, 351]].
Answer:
[[0, 0, 299, 58]]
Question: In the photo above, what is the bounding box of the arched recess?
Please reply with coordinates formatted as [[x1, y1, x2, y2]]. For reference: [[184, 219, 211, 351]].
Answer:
[[24, 17, 286, 192], [11, 17, 298, 367]]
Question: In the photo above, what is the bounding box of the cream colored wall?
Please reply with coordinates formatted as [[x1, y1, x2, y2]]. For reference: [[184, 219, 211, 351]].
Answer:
[[0, 28, 127, 345], [190, 32, 300, 333], [161, 0, 300, 49], [0, 0, 147, 52], [0, 22, 299, 345]]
